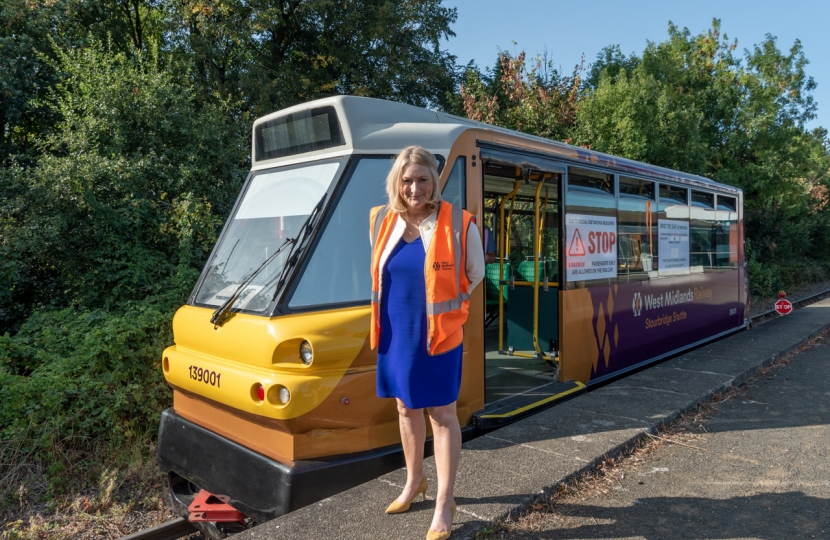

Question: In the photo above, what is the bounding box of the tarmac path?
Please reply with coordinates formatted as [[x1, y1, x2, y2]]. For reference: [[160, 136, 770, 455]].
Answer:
[[495, 332, 830, 540]]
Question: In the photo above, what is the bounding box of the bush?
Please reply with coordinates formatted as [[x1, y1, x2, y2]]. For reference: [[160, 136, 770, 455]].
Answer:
[[0, 293, 177, 495], [747, 248, 830, 299], [747, 258, 782, 299]]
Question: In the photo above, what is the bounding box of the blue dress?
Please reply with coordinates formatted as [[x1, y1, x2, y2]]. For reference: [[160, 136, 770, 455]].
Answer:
[[376, 236, 463, 409]]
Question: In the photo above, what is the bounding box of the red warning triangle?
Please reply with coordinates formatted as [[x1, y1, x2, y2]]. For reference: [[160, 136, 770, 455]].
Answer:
[[568, 229, 586, 256]]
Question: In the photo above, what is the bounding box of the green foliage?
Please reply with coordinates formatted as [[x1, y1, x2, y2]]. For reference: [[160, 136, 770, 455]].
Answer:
[[576, 68, 707, 172], [745, 239, 780, 297], [585, 45, 640, 89], [1, 41, 245, 328], [0, 39, 245, 496], [0, 0, 67, 161], [168, 0, 459, 115], [0, 0, 170, 162], [0, 298, 176, 494]]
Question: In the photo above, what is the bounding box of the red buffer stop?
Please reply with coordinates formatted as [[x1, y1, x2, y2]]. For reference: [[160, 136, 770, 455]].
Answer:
[[188, 490, 248, 524]]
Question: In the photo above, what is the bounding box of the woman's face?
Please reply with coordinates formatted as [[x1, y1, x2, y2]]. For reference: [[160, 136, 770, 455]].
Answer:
[[400, 162, 434, 213]]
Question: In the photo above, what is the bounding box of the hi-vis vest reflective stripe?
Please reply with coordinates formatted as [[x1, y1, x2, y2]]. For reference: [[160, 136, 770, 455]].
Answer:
[[370, 203, 473, 356]]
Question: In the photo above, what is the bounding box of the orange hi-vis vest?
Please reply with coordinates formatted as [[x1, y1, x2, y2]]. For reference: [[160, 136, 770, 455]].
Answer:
[[370, 202, 474, 356]]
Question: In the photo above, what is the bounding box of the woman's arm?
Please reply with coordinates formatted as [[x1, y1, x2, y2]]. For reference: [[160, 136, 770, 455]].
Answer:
[[465, 223, 485, 290]]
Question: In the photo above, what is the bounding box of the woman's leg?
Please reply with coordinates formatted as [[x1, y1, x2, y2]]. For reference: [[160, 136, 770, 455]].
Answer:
[[427, 401, 461, 532], [395, 398, 427, 502]]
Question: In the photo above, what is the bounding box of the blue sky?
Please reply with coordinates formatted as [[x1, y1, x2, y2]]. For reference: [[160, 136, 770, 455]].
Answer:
[[443, 0, 829, 131]]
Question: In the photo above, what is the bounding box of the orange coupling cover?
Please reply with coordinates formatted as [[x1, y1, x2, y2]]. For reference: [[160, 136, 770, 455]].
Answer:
[[188, 490, 248, 524]]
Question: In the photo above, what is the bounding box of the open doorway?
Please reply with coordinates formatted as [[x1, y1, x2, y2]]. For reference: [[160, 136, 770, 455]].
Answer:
[[474, 149, 584, 427]]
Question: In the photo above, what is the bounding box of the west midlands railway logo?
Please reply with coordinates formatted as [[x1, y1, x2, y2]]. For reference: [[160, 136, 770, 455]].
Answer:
[[432, 262, 441, 271], [632, 293, 643, 317]]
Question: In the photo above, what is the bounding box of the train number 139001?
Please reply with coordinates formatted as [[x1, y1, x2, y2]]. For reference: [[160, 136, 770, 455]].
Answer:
[[189, 365, 221, 388]]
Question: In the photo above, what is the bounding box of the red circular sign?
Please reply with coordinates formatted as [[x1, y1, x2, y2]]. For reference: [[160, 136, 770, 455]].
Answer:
[[774, 299, 793, 315]]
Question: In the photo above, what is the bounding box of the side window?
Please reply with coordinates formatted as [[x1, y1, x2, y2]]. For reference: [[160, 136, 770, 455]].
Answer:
[[568, 166, 614, 196], [715, 195, 739, 269], [566, 178, 738, 287], [690, 191, 716, 272], [619, 176, 655, 200], [618, 177, 657, 282], [691, 191, 714, 208], [441, 156, 466, 208], [659, 184, 688, 205], [717, 195, 737, 212], [564, 190, 617, 289]]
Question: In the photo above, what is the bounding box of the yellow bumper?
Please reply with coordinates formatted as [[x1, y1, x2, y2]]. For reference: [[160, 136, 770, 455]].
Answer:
[[162, 304, 371, 420]]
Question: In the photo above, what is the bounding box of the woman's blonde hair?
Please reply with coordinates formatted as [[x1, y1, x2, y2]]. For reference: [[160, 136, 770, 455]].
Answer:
[[385, 146, 443, 215]]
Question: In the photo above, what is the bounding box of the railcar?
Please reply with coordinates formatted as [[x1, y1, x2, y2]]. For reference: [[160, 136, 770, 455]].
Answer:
[[158, 96, 746, 536]]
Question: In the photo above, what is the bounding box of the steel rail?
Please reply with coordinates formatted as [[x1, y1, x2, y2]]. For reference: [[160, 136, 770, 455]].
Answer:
[[117, 517, 196, 540], [120, 286, 830, 540]]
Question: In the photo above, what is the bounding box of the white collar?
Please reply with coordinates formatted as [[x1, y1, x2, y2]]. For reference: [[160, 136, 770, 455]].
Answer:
[[416, 207, 438, 232], [393, 206, 438, 231]]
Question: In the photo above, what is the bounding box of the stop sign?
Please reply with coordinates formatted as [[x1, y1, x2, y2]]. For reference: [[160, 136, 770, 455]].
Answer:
[[775, 299, 793, 315]]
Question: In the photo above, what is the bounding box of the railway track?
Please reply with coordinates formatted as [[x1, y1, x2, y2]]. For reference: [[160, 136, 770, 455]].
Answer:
[[748, 287, 830, 326], [118, 517, 198, 540], [119, 286, 830, 540]]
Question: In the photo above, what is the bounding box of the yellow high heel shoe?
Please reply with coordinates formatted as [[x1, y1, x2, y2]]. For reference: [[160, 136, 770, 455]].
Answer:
[[385, 477, 428, 514], [425, 500, 456, 540]]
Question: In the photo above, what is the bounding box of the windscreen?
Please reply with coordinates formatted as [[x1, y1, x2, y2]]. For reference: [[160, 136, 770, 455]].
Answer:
[[289, 157, 392, 308], [193, 160, 342, 312]]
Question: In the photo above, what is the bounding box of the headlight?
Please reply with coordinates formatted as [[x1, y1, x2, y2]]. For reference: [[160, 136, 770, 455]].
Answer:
[[278, 386, 290, 404], [300, 341, 313, 365]]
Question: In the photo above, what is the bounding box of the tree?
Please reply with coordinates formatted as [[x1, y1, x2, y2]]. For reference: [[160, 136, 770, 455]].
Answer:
[[1, 0, 460, 164], [171, 0, 460, 116], [0, 0, 172, 163], [0, 41, 247, 330], [459, 51, 584, 143], [0, 0, 68, 162], [574, 67, 706, 172], [584, 44, 639, 89]]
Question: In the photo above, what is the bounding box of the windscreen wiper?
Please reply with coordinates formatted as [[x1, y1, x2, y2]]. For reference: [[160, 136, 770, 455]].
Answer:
[[209, 193, 327, 327], [271, 193, 327, 302], [210, 237, 295, 328]]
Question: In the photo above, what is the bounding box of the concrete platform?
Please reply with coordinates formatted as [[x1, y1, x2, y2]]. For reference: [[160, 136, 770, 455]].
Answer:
[[236, 298, 830, 540]]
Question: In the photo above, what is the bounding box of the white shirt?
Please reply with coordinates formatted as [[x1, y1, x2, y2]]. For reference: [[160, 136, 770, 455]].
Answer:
[[374, 206, 486, 307]]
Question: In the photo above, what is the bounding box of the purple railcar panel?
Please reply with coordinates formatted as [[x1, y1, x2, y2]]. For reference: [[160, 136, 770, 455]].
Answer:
[[582, 270, 744, 381]]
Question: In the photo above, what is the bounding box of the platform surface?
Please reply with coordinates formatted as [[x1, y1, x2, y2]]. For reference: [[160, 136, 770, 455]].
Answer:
[[236, 298, 830, 540]]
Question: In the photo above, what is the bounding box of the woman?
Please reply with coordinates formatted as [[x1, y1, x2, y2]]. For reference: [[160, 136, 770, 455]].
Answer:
[[369, 146, 484, 540]]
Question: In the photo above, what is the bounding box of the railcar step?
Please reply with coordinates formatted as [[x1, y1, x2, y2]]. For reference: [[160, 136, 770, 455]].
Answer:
[[474, 380, 585, 429]]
